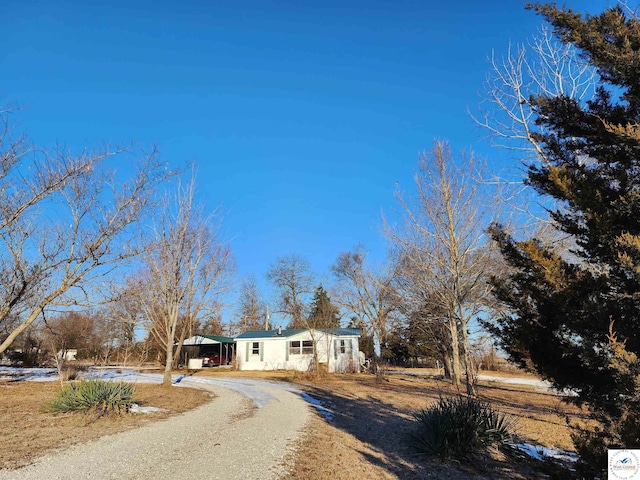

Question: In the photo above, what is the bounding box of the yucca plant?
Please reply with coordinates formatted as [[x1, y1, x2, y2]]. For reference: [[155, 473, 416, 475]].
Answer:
[[483, 402, 518, 444], [49, 380, 135, 414], [411, 395, 516, 461]]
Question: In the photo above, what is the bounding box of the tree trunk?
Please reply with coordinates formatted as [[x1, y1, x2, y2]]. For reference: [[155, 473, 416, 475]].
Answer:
[[448, 316, 462, 388], [461, 323, 477, 396], [442, 353, 452, 379], [163, 331, 174, 386], [172, 342, 182, 369]]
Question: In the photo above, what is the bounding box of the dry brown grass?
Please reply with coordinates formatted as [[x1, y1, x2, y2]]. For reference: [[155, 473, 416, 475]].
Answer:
[[0, 380, 212, 470], [280, 370, 588, 479], [0, 368, 588, 479]]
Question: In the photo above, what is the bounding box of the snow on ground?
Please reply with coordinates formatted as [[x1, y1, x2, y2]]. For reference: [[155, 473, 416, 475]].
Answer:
[[0, 367, 59, 382], [129, 403, 166, 414], [477, 374, 552, 389], [175, 374, 305, 408], [388, 369, 554, 391], [510, 443, 579, 463], [0, 366, 315, 411], [301, 393, 334, 421], [0, 366, 575, 464]]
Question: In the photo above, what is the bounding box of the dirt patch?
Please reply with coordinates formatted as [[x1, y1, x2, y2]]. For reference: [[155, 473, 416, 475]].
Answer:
[[0, 380, 212, 470]]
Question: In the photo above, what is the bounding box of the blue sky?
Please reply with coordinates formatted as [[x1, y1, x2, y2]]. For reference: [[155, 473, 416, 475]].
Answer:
[[2, 0, 609, 319]]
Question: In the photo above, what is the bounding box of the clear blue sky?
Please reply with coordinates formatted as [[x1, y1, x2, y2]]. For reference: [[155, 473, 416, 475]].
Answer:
[[2, 0, 609, 319]]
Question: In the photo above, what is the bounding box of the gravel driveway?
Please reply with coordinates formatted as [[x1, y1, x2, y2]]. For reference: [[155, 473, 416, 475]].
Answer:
[[0, 377, 311, 480]]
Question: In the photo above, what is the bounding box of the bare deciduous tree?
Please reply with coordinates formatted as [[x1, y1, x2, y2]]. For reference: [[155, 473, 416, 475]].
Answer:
[[266, 254, 314, 330], [138, 177, 234, 386], [40, 311, 106, 361], [232, 275, 266, 334], [106, 278, 147, 365], [200, 301, 226, 336], [472, 26, 598, 235], [331, 245, 398, 369], [266, 254, 331, 371], [388, 141, 498, 395], [0, 109, 171, 355], [474, 25, 597, 166]]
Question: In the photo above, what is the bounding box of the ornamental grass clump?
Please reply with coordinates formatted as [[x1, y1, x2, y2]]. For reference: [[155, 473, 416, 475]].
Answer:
[[412, 395, 516, 461], [49, 380, 135, 414]]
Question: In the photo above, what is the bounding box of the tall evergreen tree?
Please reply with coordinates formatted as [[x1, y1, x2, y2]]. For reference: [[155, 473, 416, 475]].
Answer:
[[307, 285, 340, 329], [348, 316, 375, 359], [489, 4, 640, 476]]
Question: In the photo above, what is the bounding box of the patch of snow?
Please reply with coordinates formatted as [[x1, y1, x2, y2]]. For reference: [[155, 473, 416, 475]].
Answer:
[[183, 376, 312, 408], [301, 393, 334, 421], [83, 369, 164, 384], [387, 370, 574, 394], [129, 403, 166, 414], [478, 374, 552, 389], [0, 367, 59, 382], [510, 443, 579, 463]]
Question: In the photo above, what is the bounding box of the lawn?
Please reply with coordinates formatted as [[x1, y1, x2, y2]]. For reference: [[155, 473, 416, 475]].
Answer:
[[0, 380, 211, 470], [188, 367, 588, 478], [0, 367, 586, 479], [279, 370, 586, 479]]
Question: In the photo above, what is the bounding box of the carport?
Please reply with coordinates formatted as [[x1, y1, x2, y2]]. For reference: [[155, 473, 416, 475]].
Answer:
[[179, 335, 235, 367]]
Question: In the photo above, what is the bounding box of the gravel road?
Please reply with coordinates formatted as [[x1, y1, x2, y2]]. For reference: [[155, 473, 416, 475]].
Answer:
[[0, 377, 311, 480]]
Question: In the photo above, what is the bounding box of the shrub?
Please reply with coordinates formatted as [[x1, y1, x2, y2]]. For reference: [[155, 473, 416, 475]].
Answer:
[[60, 363, 88, 381], [411, 395, 516, 461], [49, 380, 135, 414]]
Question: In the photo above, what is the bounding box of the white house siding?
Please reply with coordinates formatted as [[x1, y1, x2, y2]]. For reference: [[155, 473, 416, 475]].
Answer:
[[235, 330, 360, 373], [331, 338, 359, 373]]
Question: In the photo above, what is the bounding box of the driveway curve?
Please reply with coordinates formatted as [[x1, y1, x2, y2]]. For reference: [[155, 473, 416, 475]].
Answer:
[[0, 375, 311, 480]]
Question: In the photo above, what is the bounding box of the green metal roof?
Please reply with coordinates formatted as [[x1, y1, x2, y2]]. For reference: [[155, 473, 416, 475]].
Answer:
[[235, 328, 361, 340], [197, 334, 235, 343]]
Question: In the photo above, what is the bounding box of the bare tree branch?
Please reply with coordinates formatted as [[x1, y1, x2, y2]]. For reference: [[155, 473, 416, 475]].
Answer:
[[135, 174, 234, 386], [331, 244, 399, 367], [0, 109, 173, 354], [386, 141, 501, 395], [473, 26, 597, 165], [472, 26, 598, 233], [266, 254, 314, 330], [231, 275, 266, 335]]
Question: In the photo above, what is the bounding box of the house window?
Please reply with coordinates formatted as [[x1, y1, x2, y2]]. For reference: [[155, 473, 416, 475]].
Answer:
[[289, 340, 314, 355], [251, 342, 260, 355], [289, 341, 300, 355], [302, 340, 314, 355], [339, 339, 351, 354]]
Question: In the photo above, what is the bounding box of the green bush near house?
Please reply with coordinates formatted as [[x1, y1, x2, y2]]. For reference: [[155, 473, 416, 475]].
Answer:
[[411, 395, 516, 461], [49, 380, 135, 414]]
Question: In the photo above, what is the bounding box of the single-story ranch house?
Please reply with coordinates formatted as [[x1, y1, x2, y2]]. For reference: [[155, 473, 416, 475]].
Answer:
[[235, 327, 362, 373]]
